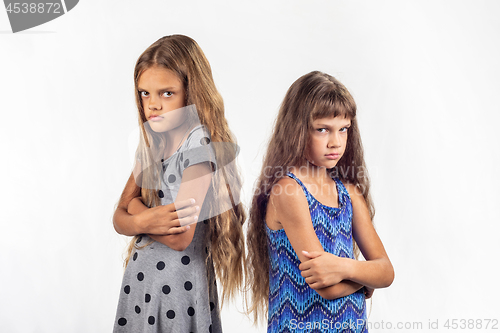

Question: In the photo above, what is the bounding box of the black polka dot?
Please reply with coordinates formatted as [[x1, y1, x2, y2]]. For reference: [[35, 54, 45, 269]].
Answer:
[[161, 158, 164, 162], [203, 219, 208, 225], [209, 324, 212, 333], [180, 153, 183, 162], [200, 137, 210, 145], [136, 236, 142, 244], [210, 302, 215, 311], [166, 310, 175, 319], [133, 252, 138, 261], [184, 281, 192, 291], [162, 285, 171, 294], [124, 285, 130, 294], [135, 305, 141, 314], [158, 190, 164, 198], [184, 159, 190, 168], [145, 294, 151, 303], [168, 174, 176, 183], [156, 261, 165, 270], [137, 272, 144, 281], [148, 316, 155, 325], [181, 256, 190, 265], [118, 318, 127, 326], [187, 307, 195, 316]]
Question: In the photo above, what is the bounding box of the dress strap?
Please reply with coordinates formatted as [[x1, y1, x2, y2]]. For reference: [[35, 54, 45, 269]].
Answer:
[[285, 172, 310, 197], [332, 177, 346, 207]]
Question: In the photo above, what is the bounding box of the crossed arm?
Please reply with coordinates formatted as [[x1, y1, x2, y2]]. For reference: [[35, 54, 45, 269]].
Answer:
[[113, 162, 212, 251], [267, 178, 394, 300]]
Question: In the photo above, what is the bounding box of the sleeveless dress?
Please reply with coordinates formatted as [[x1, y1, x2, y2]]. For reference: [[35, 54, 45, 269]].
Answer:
[[265, 172, 368, 333], [113, 125, 222, 333]]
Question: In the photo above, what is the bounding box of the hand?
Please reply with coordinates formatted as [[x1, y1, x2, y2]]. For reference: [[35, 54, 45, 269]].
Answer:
[[134, 198, 200, 236], [364, 286, 374, 299], [299, 250, 350, 290]]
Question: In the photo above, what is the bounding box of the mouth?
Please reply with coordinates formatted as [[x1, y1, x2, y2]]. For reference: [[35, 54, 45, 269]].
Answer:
[[149, 115, 163, 121], [325, 153, 340, 160]]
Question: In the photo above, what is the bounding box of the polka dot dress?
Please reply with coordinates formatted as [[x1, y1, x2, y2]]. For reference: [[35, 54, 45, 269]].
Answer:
[[114, 125, 221, 332]]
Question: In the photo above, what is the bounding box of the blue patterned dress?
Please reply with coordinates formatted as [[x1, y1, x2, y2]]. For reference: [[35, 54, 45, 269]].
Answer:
[[265, 172, 368, 333]]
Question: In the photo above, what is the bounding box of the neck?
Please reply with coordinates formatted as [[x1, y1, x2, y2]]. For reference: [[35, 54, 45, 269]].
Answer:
[[292, 160, 332, 184], [162, 121, 193, 157]]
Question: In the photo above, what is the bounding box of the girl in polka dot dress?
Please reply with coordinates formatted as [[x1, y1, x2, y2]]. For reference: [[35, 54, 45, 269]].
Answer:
[[112, 35, 246, 333]]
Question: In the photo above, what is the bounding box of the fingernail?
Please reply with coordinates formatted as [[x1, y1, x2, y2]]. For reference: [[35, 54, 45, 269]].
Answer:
[[195, 206, 200, 211], [302, 251, 309, 254], [194, 215, 198, 221], [190, 198, 195, 204], [186, 225, 191, 230]]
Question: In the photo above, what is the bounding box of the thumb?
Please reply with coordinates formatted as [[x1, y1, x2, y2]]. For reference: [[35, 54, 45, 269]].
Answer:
[[302, 250, 322, 259]]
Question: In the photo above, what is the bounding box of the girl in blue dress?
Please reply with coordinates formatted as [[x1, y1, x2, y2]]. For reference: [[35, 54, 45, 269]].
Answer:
[[246, 71, 394, 332]]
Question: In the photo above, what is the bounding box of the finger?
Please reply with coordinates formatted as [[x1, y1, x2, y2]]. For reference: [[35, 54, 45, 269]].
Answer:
[[299, 262, 309, 271], [302, 250, 322, 259], [166, 225, 191, 235], [168, 198, 196, 212], [304, 276, 317, 285], [174, 205, 200, 219], [166, 205, 198, 224], [178, 214, 199, 227], [309, 281, 324, 290], [300, 270, 312, 278], [308, 251, 323, 258]]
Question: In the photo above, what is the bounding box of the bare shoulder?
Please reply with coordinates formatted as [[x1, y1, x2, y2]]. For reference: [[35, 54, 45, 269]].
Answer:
[[270, 177, 305, 205], [344, 182, 364, 204], [266, 177, 309, 230]]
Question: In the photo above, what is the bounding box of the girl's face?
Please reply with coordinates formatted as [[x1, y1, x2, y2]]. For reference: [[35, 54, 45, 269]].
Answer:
[[305, 116, 351, 169], [138, 65, 187, 133]]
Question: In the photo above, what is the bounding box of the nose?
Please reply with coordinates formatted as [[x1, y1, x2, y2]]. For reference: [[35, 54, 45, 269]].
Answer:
[[327, 132, 341, 148], [148, 94, 161, 111]]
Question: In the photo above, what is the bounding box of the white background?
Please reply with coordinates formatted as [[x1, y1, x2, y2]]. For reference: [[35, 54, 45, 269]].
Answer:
[[1, 1, 499, 332]]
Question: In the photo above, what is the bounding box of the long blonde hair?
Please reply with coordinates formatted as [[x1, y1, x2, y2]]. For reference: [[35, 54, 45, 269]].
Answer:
[[124, 35, 246, 305], [246, 71, 375, 323]]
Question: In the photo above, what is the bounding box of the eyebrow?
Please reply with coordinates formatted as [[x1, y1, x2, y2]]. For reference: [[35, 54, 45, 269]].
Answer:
[[314, 122, 351, 128], [137, 86, 179, 91]]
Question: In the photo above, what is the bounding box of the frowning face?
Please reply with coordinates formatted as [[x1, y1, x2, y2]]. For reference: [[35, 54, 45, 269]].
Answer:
[[305, 116, 351, 169], [138, 65, 187, 133]]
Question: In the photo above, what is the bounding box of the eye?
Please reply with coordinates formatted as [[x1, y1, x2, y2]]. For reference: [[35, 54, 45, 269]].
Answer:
[[316, 128, 328, 133], [162, 91, 173, 98], [340, 126, 349, 133], [139, 91, 149, 98]]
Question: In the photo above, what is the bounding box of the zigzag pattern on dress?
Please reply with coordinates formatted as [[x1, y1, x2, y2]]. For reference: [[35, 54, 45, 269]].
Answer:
[[265, 172, 368, 333]]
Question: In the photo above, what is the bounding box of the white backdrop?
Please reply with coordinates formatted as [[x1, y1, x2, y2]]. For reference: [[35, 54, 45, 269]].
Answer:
[[1, 1, 499, 332]]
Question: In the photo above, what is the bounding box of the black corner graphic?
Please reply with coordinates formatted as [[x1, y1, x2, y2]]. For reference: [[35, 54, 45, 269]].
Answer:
[[3, 0, 79, 33]]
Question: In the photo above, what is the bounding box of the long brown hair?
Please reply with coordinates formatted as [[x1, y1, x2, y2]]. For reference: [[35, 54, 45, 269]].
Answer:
[[124, 35, 246, 306], [245, 71, 375, 323]]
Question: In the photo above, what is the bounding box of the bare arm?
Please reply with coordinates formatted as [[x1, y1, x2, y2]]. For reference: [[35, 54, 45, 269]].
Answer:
[[113, 170, 198, 237], [299, 183, 394, 290], [343, 184, 394, 289], [268, 178, 364, 300], [148, 162, 213, 251]]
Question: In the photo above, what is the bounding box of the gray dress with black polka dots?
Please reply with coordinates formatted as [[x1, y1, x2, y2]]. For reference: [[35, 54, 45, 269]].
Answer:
[[114, 125, 222, 333]]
